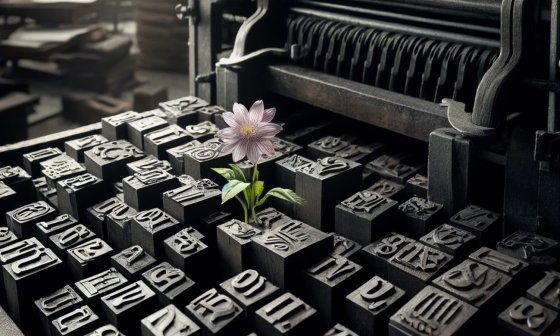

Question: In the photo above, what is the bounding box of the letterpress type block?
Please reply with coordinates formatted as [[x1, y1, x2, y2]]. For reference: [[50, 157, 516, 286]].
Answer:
[[367, 178, 406, 200], [335, 190, 397, 245], [449, 204, 500, 244], [141, 304, 201, 336], [36, 214, 77, 244], [345, 276, 405, 336], [0, 166, 34, 196], [251, 220, 333, 289], [361, 232, 415, 278], [159, 96, 208, 127], [0, 238, 42, 303], [35, 285, 83, 336], [254, 208, 291, 230], [111, 245, 157, 280], [67, 238, 113, 279], [166, 140, 201, 174], [127, 155, 173, 174], [387, 242, 453, 298], [86, 324, 125, 336], [335, 142, 385, 164], [4, 247, 63, 325], [41, 155, 86, 188], [200, 211, 233, 246], [308, 136, 351, 159], [220, 269, 280, 321], [419, 224, 477, 257], [405, 174, 428, 199], [527, 271, 560, 311], [497, 231, 558, 269], [295, 157, 362, 231], [101, 280, 158, 335], [49, 224, 96, 257], [127, 116, 168, 149], [23, 147, 63, 176], [86, 197, 126, 239], [84, 140, 145, 182], [255, 292, 318, 336], [131, 208, 181, 258], [433, 260, 512, 310], [65, 135, 109, 162], [101, 111, 142, 140], [389, 286, 477, 336], [397, 197, 444, 238], [324, 324, 358, 336], [365, 152, 424, 184], [106, 202, 137, 251], [142, 262, 197, 306], [144, 125, 191, 159], [57, 173, 108, 221], [469, 247, 529, 285], [304, 255, 363, 324], [52, 305, 102, 336], [75, 268, 128, 308], [163, 230, 210, 282], [0, 183, 18, 224], [33, 177, 57, 207], [185, 121, 219, 142], [183, 138, 232, 180], [197, 105, 225, 123], [187, 288, 243, 335], [0, 227, 18, 249], [498, 297, 558, 336], [7, 201, 57, 238], [163, 178, 220, 225], [274, 155, 314, 216], [217, 220, 262, 278], [333, 234, 361, 261], [123, 169, 179, 211]]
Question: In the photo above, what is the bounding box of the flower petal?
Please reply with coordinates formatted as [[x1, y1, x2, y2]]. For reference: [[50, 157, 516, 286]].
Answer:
[[222, 112, 239, 128], [220, 141, 238, 154], [232, 141, 248, 162], [256, 140, 275, 157], [254, 122, 282, 139], [216, 127, 239, 140], [233, 103, 250, 125], [262, 108, 276, 123], [249, 100, 264, 123], [247, 143, 261, 164]]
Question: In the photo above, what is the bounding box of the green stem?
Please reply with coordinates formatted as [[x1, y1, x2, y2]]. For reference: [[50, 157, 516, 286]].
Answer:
[[235, 195, 248, 223], [250, 161, 259, 225]]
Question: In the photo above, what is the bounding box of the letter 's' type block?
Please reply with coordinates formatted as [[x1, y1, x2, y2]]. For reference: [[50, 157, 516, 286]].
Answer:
[[65, 135, 108, 162], [111, 245, 157, 280], [217, 220, 262, 278], [36, 214, 77, 245], [131, 208, 181, 259], [361, 232, 415, 278], [23, 147, 63, 176], [101, 111, 142, 140], [419, 223, 477, 257], [51, 305, 102, 336], [57, 173, 108, 222], [255, 292, 318, 336], [35, 285, 84, 336], [335, 190, 397, 245], [144, 125, 191, 159], [141, 304, 201, 336], [166, 140, 201, 174], [397, 197, 444, 238], [389, 286, 477, 336], [123, 169, 180, 211], [163, 178, 221, 225], [251, 220, 333, 289], [498, 297, 558, 336], [126, 115, 169, 149], [66, 238, 113, 280], [84, 140, 145, 182], [7, 201, 57, 238], [345, 276, 405, 336], [74, 268, 128, 309], [186, 288, 243, 336], [159, 96, 208, 127], [142, 262, 197, 306]]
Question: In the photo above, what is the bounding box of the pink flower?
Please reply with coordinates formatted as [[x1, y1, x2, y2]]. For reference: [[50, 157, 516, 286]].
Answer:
[[216, 100, 282, 164]]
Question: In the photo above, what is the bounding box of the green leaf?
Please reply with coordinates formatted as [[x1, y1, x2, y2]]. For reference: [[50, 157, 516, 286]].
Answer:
[[222, 180, 251, 204], [254, 181, 264, 198], [257, 188, 304, 207], [211, 168, 235, 181], [229, 164, 247, 182]]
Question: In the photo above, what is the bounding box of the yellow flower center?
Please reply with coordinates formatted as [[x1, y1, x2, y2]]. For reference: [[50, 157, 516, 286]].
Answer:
[[240, 124, 254, 137]]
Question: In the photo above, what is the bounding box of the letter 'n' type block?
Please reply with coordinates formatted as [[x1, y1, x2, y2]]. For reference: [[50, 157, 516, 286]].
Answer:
[[255, 292, 318, 336], [141, 304, 201, 336], [186, 288, 243, 336], [345, 276, 405, 336], [389, 286, 477, 336]]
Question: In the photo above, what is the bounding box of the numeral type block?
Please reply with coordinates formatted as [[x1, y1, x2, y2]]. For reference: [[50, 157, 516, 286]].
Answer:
[[186, 288, 243, 336], [183, 139, 232, 180], [127, 116, 169, 149], [131, 209, 181, 258], [255, 292, 318, 336], [497, 231, 558, 269], [123, 169, 179, 211], [335, 190, 397, 245], [361, 232, 415, 278], [387, 242, 453, 298], [304, 255, 363, 324], [65, 135, 108, 162], [41, 155, 86, 188], [217, 220, 263, 278], [23, 147, 63, 176], [111, 245, 157, 280], [389, 286, 477, 336], [166, 140, 201, 174], [127, 155, 173, 174], [141, 304, 201, 336], [419, 224, 477, 257], [49, 224, 96, 257], [397, 197, 444, 238], [36, 214, 77, 245], [527, 271, 560, 311], [66, 238, 113, 280], [75, 268, 128, 309], [84, 140, 145, 182], [51, 305, 102, 336], [345, 276, 405, 336], [142, 262, 197, 306], [7, 201, 57, 238], [163, 230, 210, 282], [159, 96, 208, 127], [498, 297, 558, 336], [450, 204, 501, 245], [295, 157, 363, 231], [100, 280, 158, 335], [251, 220, 333, 289], [163, 178, 220, 225], [101, 111, 142, 140], [144, 125, 191, 159], [57, 173, 108, 222], [35, 285, 84, 336]]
